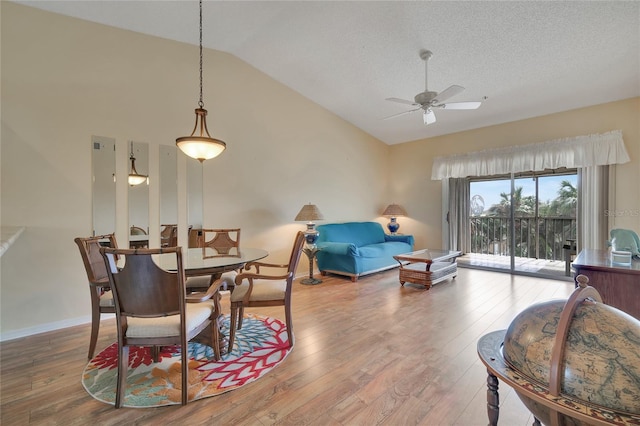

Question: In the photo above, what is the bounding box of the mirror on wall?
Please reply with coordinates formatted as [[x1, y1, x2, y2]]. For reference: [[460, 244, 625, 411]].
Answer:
[[91, 136, 116, 237], [187, 159, 203, 247], [159, 145, 178, 247], [128, 141, 149, 248]]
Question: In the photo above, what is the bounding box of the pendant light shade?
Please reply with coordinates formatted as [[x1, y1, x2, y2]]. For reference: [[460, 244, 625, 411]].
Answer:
[[176, 108, 226, 162], [176, 0, 226, 163]]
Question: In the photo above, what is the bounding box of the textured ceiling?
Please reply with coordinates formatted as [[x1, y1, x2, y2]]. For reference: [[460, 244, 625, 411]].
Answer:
[[18, 1, 640, 145]]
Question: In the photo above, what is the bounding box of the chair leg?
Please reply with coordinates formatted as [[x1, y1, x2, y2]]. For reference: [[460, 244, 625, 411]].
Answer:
[[228, 304, 238, 354], [115, 345, 128, 408], [285, 302, 294, 347], [238, 306, 245, 330], [211, 317, 221, 361], [181, 340, 188, 405], [88, 306, 101, 360], [151, 345, 160, 362]]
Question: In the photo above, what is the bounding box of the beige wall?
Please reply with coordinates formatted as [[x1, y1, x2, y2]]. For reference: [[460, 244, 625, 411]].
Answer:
[[2, 3, 638, 340], [0, 3, 390, 339], [390, 97, 640, 249]]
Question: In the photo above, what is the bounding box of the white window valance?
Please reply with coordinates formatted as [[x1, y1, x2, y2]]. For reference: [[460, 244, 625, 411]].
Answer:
[[431, 130, 630, 180]]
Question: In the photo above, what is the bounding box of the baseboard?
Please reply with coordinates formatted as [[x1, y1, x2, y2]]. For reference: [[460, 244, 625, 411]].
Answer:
[[0, 313, 114, 343], [1, 274, 315, 343]]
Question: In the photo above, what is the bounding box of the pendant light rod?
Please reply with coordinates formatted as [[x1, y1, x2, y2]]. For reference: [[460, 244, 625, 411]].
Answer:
[[176, 0, 226, 163], [198, 0, 204, 109]]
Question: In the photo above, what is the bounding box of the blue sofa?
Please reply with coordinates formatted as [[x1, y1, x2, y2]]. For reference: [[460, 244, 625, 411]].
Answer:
[[315, 222, 414, 281]]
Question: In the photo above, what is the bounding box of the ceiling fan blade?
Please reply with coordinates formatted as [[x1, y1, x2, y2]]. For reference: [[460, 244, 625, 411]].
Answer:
[[383, 108, 421, 120], [432, 85, 464, 104], [439, 101, 482, 110], [385, 97, 418, 106], [424, 109, 436, 125]]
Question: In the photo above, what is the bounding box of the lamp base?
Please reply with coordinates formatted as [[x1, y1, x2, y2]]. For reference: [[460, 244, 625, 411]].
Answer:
[[387, 217, 400, 234], [300, 277, 323, 285], [304, 223, 319, 246]]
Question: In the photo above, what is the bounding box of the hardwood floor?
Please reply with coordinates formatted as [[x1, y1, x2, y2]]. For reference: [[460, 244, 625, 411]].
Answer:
[[0, 268, 574, 425]]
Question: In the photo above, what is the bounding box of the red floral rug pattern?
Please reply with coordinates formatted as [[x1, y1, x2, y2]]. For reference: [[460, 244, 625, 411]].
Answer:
[[82, 314, 292, 407]]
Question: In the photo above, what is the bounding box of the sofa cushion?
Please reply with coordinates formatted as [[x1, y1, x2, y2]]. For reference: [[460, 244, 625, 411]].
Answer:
[[317, 222, 386, 247], [357, 241, 411, 258], [317, 242, 358, 256]]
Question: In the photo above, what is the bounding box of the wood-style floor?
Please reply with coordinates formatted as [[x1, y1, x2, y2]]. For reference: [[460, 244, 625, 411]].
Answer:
[[1, 268, 574, 425]]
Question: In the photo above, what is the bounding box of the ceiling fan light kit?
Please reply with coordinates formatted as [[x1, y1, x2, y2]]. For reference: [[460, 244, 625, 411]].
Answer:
[[385, 49, 483, 126]]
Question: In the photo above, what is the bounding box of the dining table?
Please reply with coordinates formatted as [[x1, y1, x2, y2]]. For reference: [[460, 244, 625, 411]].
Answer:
[[157, 246, 269, 278], [157, 246, 269, 354]]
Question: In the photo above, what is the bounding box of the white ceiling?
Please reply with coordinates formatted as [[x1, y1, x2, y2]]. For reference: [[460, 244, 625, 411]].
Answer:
[[18, 1, 640, 145]]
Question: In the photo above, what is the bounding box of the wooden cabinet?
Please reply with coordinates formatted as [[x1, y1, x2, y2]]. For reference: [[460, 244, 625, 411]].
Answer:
[[572, 249, 640, 320]]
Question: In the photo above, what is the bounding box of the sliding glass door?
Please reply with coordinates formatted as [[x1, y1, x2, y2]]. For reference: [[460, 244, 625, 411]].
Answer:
[[466, 169, 577, 278]]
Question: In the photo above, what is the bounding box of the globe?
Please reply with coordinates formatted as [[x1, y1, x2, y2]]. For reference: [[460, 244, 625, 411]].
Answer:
[[503, 297, 640, 423]]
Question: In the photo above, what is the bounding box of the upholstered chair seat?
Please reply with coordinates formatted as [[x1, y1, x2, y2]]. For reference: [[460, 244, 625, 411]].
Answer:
[[186, 271, 237, 292], [99, 290, 114, 307], [230, 279, 286, 303], [126, 301, 215, 338]]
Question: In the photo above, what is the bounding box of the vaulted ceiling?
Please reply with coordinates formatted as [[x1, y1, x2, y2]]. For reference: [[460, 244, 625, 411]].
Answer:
[[18, 1, 640, 144]]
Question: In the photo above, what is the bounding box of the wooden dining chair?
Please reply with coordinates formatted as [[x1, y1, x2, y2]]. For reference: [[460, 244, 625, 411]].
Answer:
[[200, 228, 241, 254], [74, 234, 118, 360], [186, 228, 241, 293], [228, 231, 305, 353], [160, 224, 177, 247], [100, 246, 221, 408]]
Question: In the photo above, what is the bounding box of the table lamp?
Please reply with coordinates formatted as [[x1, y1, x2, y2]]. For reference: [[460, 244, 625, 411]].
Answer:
[[295, 203, 325, 285], [294, 203, 324, 246], [382, 203, 407, 235]]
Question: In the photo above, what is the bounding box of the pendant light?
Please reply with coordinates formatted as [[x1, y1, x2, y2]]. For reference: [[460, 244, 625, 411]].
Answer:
[[128, 141, 148, 186], [176, 0, 226, 163]]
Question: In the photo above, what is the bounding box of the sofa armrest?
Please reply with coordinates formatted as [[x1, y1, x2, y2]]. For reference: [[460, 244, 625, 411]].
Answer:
[[384, 234, 415, 247], [317, 242, 358, 256]]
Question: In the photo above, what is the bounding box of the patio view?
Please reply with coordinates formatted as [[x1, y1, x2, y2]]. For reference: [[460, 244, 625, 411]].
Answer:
[[459, 172, 578, 278]]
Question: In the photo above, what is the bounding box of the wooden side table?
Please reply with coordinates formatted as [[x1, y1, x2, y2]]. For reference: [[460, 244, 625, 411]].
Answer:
[[301, 247, 322, 285]]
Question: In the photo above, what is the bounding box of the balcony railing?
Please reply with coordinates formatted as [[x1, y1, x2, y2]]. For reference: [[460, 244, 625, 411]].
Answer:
[[470, 216, 576, 261]]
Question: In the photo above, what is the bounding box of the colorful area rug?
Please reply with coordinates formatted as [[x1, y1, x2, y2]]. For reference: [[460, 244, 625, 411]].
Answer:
[[82, 314, 292, 408]]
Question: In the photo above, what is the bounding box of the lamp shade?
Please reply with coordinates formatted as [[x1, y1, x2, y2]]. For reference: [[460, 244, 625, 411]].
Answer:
[[295, 204, 324, 222], [382, 204, 407, 217]]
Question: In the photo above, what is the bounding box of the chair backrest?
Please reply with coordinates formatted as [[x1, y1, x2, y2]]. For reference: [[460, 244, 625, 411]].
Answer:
[[101, 246, 186, 318], [74, 234, 118, 285], [288, 231, 306, 276], [161, 224, 178, 247], [201, 228, 241, 255]]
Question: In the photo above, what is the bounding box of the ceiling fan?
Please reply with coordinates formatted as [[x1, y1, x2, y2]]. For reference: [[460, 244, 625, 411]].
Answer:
[[385, 49, 483, 125]]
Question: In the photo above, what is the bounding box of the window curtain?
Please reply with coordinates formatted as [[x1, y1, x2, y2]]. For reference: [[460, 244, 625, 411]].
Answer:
[[431, 130, 629, 180], [577, 165, 613, 251], [447, 178, 470, 253], [433, 130, 629, 256]]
